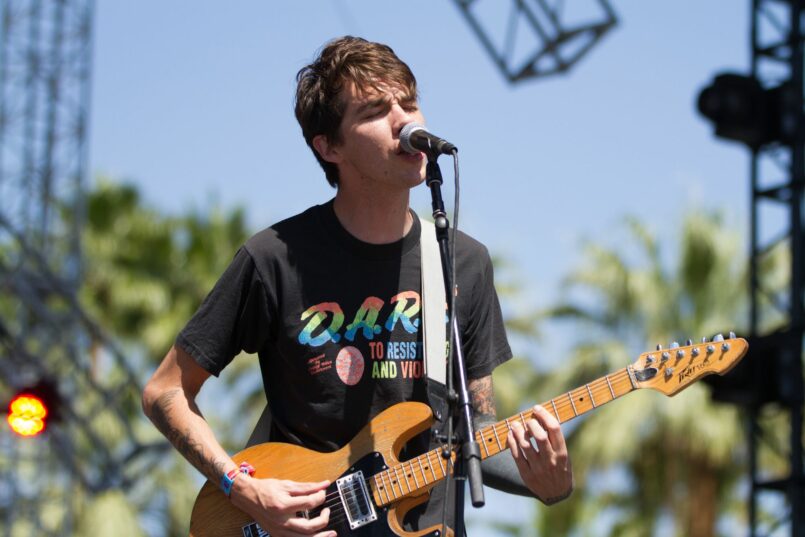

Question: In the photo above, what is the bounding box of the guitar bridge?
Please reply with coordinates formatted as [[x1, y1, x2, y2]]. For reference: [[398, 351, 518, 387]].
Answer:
[[337, 470, 378, 530]]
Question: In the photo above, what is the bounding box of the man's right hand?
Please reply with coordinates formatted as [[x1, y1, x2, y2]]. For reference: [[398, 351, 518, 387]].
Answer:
[[231, 477, 336, 537]]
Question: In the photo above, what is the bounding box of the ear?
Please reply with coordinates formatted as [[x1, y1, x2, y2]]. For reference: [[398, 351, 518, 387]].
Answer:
[[312, 134, 341, 164]]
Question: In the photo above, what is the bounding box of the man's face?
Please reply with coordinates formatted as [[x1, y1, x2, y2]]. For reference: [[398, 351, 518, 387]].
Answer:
[[317, 81, 428, 193]]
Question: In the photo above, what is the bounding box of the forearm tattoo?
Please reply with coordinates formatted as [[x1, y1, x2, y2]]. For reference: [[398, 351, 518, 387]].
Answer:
[[468, 375, 497, 420], [149, 388, 228, 482]]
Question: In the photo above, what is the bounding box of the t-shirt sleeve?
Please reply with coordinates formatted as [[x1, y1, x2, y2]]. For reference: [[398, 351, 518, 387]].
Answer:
[[176, 247, 272, 376], [461, 246, 513, 379]]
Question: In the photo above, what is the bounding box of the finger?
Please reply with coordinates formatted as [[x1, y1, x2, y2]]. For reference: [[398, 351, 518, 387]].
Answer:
[[285, 480, 331, 496], [507, 428, 531, 473], [284, 507, 331, 534], [524, 416, 550, 453], [532, 405, 565, 450], [284, 488, 328, 511], [509, 422, 532, 460]]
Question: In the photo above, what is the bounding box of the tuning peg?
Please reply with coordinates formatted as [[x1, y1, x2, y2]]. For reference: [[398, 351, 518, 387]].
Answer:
[[692, 347, 700, 358], [729, 331, 736, 339], [701, 336, 708, 343], [713, 333, 724, 342], [656, 343, 663, 351], [686, 339, 693, 346], [670, 341, 680, 349]]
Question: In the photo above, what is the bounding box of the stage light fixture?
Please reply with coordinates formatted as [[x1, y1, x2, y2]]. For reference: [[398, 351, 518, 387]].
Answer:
[[6, 379, 61, 438], [697, 72, 791, 148]]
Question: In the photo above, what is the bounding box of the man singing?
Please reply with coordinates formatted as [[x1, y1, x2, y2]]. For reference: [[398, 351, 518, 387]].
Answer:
[[142, 36, 573, 536]]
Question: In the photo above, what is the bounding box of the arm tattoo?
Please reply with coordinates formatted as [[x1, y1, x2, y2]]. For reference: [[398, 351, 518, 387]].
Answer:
[[469, 375, 496, 420], [150, 388, 228, 483], [540, 485, 574, 505]]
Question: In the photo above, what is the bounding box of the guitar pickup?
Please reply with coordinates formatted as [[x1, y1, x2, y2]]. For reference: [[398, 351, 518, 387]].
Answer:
[[337, 470, 378, 530]]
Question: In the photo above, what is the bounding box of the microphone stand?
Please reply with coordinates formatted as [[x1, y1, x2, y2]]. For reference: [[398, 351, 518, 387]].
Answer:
[[424, 150, 484, 537]]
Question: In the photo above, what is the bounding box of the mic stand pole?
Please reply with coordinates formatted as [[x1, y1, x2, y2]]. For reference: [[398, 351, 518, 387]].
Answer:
[[424, 151, 484, 537]]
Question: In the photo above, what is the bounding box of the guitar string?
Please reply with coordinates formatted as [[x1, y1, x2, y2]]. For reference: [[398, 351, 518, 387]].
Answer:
[[260, 370, 640, 525], [479, 373, 634, 451], [309, 373, 635, 510]]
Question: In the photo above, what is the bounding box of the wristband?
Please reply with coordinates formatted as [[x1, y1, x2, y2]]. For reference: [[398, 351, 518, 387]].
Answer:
[[220, 461, 256, 497]]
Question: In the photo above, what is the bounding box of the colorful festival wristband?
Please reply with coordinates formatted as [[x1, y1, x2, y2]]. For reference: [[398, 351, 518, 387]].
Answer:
[[220, 462, 256, 497]]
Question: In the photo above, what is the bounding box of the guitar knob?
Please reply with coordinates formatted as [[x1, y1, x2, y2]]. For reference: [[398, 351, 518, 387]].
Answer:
[[722, 342, 730, 351], [692, 347, 700, 358], [729, 331, 736, 339], [646, 355, 655, 364], [670, 341, 680, 349], [676, 349, 685, 360], [661, 352, 670, 362], [714, 333, 724, 342], [707, 344, 715, 354], [665, 367, 674, 379], [686, 339, 693, 346]]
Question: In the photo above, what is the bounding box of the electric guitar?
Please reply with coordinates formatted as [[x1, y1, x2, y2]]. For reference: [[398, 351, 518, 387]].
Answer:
[[189, 334, 748, 537]]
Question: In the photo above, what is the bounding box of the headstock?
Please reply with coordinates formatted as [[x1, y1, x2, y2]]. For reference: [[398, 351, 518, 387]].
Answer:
[[631, 333, 748, 396]]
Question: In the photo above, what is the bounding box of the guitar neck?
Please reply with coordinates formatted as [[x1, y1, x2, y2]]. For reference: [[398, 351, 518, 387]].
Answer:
[[475, 365, 637, 460], [368, 366, 638, 507]]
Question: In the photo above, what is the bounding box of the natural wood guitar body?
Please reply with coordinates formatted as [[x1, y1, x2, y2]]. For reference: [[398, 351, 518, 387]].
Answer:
[[189, 402, 448, 536]]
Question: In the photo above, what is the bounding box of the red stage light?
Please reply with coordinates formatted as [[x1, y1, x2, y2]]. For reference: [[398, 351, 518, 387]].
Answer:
[[7, 393, 49, 437]]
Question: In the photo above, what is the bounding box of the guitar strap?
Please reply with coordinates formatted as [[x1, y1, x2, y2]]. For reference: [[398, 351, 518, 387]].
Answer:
[[418, 218, 450, 435], [246, 214, 449, 448]]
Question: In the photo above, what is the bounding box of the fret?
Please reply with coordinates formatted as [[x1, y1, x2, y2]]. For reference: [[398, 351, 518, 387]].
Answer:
[[626, 366, 637, 389], [409, 461, 420, 489], [417, 457, 428, 486], [376, 473, 391, 504], [605, 374, 616, 399], [480, 427, 490, 457], [519, 412, 528, 430], [492, 423, 503, 450], [567, 392, 578, 416], [434, 448, 446, 477], [381, 470, 397, 500], [400, 465, 412, 493], [429, 451, 441, 481], [392, 466, 408, 495], [550, 399, 560, 421], [586, 383, 596, 407]]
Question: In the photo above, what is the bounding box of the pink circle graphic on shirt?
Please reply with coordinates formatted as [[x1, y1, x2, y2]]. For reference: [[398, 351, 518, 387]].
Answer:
[[335, 346, 365, 386]]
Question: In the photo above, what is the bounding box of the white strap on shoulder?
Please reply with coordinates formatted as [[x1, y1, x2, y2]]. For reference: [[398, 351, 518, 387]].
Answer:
[[419, 218, 447, 385]]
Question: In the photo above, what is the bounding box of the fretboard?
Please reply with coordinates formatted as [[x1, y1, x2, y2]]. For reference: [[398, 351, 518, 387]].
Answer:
[[369, 366, 638, 506]]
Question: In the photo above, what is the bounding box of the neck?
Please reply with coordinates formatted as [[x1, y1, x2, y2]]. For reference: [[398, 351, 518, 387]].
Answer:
[[333, 188, 413, 244]]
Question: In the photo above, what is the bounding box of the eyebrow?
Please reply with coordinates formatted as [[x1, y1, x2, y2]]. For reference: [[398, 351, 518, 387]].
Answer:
[[354, 96, 388, 116], [353, 90, 417, 116]]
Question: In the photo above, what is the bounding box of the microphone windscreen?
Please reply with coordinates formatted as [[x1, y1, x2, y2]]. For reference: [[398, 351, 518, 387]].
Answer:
[[400, 123, 427, 154]]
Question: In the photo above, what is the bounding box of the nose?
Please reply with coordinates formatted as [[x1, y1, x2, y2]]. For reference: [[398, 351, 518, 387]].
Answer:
[[391, 102, 419, 137]]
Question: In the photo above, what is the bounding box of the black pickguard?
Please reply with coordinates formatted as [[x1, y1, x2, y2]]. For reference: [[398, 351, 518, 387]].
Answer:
[[240, 451, 441, 537]]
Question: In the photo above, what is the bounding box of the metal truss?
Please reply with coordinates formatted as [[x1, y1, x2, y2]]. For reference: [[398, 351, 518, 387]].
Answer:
[[0, 2, 164, 535], [452, 0, 617, 83], [748, 1, 805, 536]]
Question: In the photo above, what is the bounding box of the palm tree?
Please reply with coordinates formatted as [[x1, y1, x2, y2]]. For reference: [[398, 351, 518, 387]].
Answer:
[[489, 211, 788, 537], [75, 178, 252, 536]]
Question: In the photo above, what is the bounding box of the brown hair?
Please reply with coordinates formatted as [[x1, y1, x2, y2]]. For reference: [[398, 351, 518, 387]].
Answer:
[[295, 36, 418, 187]]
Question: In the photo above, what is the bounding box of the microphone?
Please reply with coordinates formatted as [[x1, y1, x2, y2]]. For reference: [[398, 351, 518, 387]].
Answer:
[[400, 123, 457, 156]]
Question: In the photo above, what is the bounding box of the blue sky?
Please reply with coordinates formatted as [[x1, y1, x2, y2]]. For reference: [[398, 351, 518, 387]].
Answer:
[[90, 1, 750, 531], [91, 1, 748, 308]]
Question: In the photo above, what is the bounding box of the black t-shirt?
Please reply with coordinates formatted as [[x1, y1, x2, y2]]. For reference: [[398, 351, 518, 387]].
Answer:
[[177, 200, 512, 524]]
